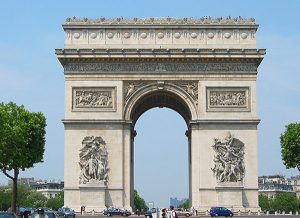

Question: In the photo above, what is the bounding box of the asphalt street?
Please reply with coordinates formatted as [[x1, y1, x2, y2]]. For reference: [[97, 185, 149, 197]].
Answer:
[[76, 216, 300, 218]]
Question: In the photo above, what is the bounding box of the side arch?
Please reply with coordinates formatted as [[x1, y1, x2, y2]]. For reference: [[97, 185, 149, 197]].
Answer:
[[124, 82, 199, 125]]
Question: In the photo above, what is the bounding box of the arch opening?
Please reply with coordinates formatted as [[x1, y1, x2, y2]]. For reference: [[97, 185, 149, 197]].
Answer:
[[128, 90, 192, 208], [130, 90, 192, 127]]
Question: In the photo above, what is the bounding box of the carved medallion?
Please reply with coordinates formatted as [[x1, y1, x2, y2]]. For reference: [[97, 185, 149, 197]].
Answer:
[[206, 87, 250, 111], [79, 136, 109, 185], [211, 132, 245, 183], [72, 87, 116, 111]]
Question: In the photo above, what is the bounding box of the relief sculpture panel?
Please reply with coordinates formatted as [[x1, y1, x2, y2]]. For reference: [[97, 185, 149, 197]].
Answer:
[[72, 87, 116, 111], [79, 136, 109, 185], [206, 87, 250, 111], [211, 132, 245, 183]]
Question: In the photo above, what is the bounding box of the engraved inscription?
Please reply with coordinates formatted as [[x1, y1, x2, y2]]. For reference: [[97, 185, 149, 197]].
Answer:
[[73, 87, 116, 111], [207, 87, 250, 111]]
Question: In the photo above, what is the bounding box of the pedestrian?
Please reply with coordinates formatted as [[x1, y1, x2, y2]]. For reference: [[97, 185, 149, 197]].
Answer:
[[80, 205, 85, 215], [169, 206, 177, 218], [162, 208, 167, 218]]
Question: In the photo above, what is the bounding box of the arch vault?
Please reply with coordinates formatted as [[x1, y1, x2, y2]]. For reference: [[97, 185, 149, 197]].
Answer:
[[56, 17, 265, 212]]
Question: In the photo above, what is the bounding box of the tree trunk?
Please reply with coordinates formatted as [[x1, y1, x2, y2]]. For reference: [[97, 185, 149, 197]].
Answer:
[[11, 168, 19, 213]]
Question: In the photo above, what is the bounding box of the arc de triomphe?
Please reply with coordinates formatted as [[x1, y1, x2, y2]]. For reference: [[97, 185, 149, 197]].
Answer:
[[56, 17, 265, 212]]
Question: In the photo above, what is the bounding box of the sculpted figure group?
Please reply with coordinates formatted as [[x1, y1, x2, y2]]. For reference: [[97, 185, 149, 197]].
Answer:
[[79, 136, 109, 185], [210, 91, 246, 107], [75, 90, 113, 108], [212, 132, 245, 182]]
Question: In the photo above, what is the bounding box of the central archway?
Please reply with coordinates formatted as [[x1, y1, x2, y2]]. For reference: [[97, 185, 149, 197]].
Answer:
[[134, 108, 188, 207], [124, 84, 197, 208]]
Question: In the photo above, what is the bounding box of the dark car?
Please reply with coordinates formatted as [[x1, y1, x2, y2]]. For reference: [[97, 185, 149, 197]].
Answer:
[[31, 210, 60, 218], [16, 208, 32, 218], [57, 208, 75, 218], [0, 212, 18, 218], [209, 207, 233, 217], [144, 208, 156, 218], [103, 208, 131, 217]]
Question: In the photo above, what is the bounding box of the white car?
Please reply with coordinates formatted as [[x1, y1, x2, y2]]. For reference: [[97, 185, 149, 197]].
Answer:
[[174, 208, 192, 217]]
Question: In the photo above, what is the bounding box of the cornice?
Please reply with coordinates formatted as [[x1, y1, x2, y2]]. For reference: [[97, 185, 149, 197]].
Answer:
[[62, 119, 132, 125], [189, 119, 260, 126], [64, 16, 257, 28], [56, 48, 265, 64]]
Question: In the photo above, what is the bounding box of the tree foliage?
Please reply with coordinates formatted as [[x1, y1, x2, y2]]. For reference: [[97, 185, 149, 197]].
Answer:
[[280, 123, 300, 171], [0, 102, 47, 212], [271, 192, 299, 212], [0, 185, 47, 211], [259, 193, 300, 212], [178, 200, 189, 210], [133, 190, 148, 211], [46, 191, 64, 211], [259, 194, 270, 211], [0, 186, 11, 211]]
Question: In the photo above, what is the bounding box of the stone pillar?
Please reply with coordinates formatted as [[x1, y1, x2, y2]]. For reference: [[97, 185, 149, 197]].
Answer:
[[189, 126, 200, 209], [123, 124, 132, 210]]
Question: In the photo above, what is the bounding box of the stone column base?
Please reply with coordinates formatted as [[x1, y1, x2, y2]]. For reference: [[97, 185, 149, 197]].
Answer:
[[79, 182, 107, 212]]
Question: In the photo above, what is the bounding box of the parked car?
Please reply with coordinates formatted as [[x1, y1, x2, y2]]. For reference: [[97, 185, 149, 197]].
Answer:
[[209, 207, 233, 217], [103, 208, 131, 217], [174, 208, 192, 217], [144, 208, 156, 218], [0, 212, 18, 218], [57, 208, 75, 218], [16, 208, 32, 217], [31, 209, 60, 218]]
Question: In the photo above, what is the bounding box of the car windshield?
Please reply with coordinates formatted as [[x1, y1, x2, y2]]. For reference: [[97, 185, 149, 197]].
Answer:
[[64, 208, 71, 212]]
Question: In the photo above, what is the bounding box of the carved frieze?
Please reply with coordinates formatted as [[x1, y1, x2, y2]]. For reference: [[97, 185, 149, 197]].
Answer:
[[211, 132, 245, 183], [79, 136, 109, 185], [64, 62, 257, 73], [206, 87, 250, 112], [124, 80, 199, 106], [72, 87, 116, 111]]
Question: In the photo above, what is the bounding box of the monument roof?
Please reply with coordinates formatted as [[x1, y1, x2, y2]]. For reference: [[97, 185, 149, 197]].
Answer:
[[64, 16, 257, 27]]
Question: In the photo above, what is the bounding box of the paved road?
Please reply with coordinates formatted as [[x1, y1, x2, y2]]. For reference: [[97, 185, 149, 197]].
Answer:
[[76, 215, 300, 218]]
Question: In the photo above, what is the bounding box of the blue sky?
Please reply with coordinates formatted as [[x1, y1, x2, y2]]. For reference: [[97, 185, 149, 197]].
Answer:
[[0, 0, 300, 207]]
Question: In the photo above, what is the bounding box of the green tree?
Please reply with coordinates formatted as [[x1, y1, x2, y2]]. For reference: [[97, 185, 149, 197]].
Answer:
[[259, 194, 270, 211], [133, 190, 148, 211], [178, 200, 189, 210], [0, 102, 46, 212], [280, 123, 300, 171], [46, 191, 64, 210], [0, 186, 11, 211], [271, 192, 299, 212], [24, 190, 47, 208]]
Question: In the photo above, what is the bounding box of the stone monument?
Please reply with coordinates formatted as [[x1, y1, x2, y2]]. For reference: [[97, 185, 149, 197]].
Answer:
[[56, 16, 265, 212]]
